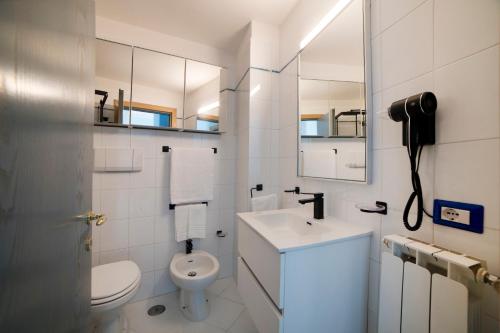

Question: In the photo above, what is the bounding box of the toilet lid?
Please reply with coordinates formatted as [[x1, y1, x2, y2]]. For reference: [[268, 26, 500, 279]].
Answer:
[[91, 261, 140, 300]]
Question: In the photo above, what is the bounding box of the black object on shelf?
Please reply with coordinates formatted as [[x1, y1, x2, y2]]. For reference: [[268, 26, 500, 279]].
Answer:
[[169, 202, 208, 210], [250, 184, 263, 198], [162, 146, 217, 154], [357, 201, 388, 215], [95, 89, 108, 123], [284, 187, 300, 194]]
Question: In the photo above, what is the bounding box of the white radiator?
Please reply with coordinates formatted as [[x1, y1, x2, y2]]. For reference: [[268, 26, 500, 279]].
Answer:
[[378, 235, 498, 333]]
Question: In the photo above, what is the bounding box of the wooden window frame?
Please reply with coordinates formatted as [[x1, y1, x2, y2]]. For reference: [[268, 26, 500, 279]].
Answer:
[[114, 100, 177, 127]]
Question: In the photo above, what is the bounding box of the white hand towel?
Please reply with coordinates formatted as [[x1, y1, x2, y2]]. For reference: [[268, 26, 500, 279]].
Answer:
[[251, 194, 278, 212], [170, 148, 215, 204], [301, 150, 337, 178], [174, 205, 190, 242], [174, 204, 207, 241], [187, 204, 207, 239]]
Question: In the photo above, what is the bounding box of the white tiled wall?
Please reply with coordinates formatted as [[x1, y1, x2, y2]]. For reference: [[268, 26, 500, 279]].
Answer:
[[277, 0, 500, 331], [92, 99, 237, 302]]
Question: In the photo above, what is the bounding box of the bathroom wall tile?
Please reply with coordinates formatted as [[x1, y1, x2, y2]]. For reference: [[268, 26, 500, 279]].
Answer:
[[101, 189, 130, 220], [249, 128, 271, 158], [99, 248, 129, 265], [434, 139, 500, 230], [129, 244, 155, 272], [249, 99, 273, 130], [130, 271, 155, 303], [279, 125, 297, 158], [435, 46, 500, 143], [381, 147, 434, 212], [249, 69, 272, 101], [129, 188, 156, 218], [129, 216, 155, 246], [218, 254, 234, 279], [347, 204, 382, 261], [199, 236, 219, 257], [92, 190, 101, 213], [481, 315, 500, 333], [380, 0, 427, 31], [381, 210, 433, 243], [130, 158, 156, 189], [153, 268, 177, 296], [91, 225, 101, 254], [131, 129, 156, 159], [381, 1, 433, 89], [434, 225, 500, 275], [101, 126, 131, 148], [371, 36, 382, 93], [155, 187, 171, 217], [154, 213, 175, 244], [371, 0, 381, 38], [434, 0, 500, 67], [368, 259, 380, 313], [154, 241, 182, 270], [99, 172, 130, 190], [100, 219, 129, 251]]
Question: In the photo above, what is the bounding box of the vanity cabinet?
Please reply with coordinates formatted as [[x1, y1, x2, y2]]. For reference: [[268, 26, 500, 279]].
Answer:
[[237, 214, 371, 333]]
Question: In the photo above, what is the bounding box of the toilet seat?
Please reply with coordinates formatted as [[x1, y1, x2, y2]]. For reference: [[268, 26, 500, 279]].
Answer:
[[91, 261, 141, 306]]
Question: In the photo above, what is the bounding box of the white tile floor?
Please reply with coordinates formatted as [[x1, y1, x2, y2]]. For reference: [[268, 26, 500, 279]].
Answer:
[[123, 278, 258, 333]]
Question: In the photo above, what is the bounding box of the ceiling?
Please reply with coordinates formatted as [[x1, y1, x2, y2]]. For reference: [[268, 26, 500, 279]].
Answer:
[[300, 0, 364, 66], [96, 0, 300, 51]]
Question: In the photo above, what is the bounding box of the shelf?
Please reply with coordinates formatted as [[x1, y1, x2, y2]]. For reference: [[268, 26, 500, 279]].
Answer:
[[94, 122, 224, 135]]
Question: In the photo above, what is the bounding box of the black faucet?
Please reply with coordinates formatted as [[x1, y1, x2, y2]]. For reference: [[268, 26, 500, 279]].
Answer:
[[298, 193, 324, 219], [186, 239, 193, 254]]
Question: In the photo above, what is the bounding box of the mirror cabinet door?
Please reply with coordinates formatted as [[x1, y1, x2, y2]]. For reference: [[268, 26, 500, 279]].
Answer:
[[184, 60, 222, 132], [94, 39, 133, 125], [298, 0, 367, 182], [131, 48, 185, 129]]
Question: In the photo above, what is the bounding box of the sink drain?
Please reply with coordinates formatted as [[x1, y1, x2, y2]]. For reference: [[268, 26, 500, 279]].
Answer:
[[147, 305, 166, 316], [187, 271, 197, 277]]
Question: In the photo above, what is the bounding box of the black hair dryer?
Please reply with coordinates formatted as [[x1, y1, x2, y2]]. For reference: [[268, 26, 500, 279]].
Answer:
[[388, 92, 437, 231], [388, 92, 437, 149]]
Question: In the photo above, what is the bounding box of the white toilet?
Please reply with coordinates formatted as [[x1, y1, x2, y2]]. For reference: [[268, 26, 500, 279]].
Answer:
[[170, 250, 220, 321], [91, 261, 141, 333]]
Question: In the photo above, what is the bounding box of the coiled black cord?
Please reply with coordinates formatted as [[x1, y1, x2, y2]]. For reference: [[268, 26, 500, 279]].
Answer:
[[403, 144, 432, 231]]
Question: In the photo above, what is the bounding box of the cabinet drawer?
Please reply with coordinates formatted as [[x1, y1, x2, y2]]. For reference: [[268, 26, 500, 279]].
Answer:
[[238, 219, 284, 308], [237, 258, 282, 333]]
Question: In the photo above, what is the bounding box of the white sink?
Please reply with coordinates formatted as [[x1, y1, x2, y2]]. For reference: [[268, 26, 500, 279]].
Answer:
[[237, 208, 372, 252], [252, 212, 331, 236]]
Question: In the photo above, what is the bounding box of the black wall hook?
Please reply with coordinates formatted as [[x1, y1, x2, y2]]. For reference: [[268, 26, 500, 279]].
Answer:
[[162, 146, 217, 154], [250, 184, 263, 198]]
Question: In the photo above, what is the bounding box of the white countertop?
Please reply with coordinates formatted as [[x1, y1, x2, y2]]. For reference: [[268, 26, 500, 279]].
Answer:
[[237, 208, 372, 253]]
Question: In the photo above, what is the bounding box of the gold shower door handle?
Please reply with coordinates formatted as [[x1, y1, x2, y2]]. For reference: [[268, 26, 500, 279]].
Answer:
[[76, 211, 107, 226]]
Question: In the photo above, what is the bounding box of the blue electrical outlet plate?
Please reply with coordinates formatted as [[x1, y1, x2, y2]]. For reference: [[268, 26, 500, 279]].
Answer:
[[433, 199, 484, 233]]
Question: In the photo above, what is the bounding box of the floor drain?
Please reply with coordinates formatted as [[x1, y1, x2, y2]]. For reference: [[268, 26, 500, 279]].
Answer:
[[147, 305, 166, 316], [187, 271, 197, 277]]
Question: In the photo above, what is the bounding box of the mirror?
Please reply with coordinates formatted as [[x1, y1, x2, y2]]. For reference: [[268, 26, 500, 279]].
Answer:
[[94, 39, 133, 125], [131, 48, 185, 129], [184, 60, 222, 132], [298, 0, 367, 182]]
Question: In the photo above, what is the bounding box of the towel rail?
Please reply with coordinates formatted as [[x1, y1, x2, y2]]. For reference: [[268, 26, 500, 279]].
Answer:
[[162, 146, 217, 154], [169, 202, 208, 210]]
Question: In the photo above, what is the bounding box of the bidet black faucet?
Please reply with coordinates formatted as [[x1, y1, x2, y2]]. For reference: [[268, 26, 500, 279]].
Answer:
[[186, 239, 193, 254], [298, 193, 324, 219]]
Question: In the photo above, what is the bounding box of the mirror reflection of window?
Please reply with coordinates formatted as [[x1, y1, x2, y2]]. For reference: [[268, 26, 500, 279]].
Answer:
[[131, 48, 185, 129], [94, 39, 133, 125], [184, 60, 222, 132]]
